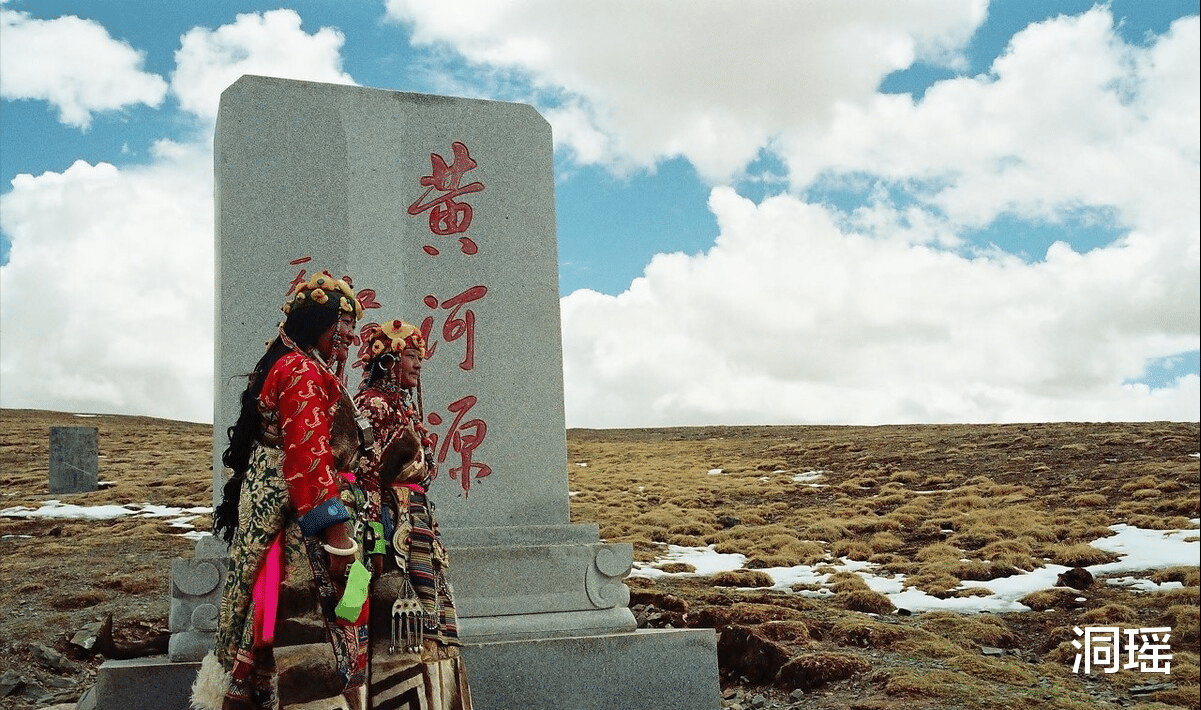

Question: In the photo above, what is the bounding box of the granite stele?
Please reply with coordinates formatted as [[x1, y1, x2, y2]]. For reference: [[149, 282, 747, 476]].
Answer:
[[80, 75, 720, 710]]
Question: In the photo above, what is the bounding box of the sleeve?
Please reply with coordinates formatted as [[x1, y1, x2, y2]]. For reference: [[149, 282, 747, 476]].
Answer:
[[261, 355, 351, 536], [353, 392, 392, 480]]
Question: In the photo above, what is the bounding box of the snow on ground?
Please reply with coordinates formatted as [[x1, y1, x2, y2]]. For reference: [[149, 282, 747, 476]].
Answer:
[[1, 500, 212, 540], [2, 501, 1196, 612], [631, 519, 1200, 614]]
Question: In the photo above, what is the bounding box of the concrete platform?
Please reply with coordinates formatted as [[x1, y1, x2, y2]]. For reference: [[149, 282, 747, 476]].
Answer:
[[81, 627, 718, 710], [462, 628, 720, 710], [76, 657, 199, 710]]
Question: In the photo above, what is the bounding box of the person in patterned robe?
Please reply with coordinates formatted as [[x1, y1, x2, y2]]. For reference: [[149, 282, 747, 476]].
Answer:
[[353, 319, 472, 710], [192, 270, 371, 710]]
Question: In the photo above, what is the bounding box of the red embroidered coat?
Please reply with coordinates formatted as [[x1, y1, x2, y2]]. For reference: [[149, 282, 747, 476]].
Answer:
[[259, 351, 349, 521]]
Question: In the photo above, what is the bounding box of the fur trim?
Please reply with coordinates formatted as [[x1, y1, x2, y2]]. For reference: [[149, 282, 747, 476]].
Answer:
[[189, 652, 231, 710]]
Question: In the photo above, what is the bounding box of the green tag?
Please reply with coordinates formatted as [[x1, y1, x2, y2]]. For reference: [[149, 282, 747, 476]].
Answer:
[[334, 559, 371, 622]]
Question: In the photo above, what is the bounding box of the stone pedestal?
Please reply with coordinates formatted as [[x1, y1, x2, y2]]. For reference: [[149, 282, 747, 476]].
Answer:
[[168, 535, 228, 661], [49, 425, 97, 493], [462, 629, 719, 710], [446, 524, 719, 710], [85, 527, 720, 710], [444, 524, 635, 641]]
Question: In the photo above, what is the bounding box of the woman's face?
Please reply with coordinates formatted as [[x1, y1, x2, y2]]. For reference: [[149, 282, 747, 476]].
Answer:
[[396, 348, 422, 389], [318, 313, 355, 363]]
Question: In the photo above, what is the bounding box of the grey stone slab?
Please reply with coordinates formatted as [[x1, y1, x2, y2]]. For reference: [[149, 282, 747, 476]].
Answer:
[[78, 657, 199, 710], [48, 426, 97, 494], [440, 522, 602, 548], [448, 541, 631, 618], [458, 607, 636, 643], [193, 534, 229, 559], [461, 628, 721, 710], [214, 75, 566, 531]]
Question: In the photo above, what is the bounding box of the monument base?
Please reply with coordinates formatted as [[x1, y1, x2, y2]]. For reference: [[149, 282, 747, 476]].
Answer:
[[80, 628, 718, 710], [462, 628, 720, 710]]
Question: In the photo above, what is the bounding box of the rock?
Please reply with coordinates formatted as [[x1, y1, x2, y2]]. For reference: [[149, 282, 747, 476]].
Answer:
[[0, 669, 26, 697], [717, 515, 742, 528], [717, 625, 791, 684], [1056, 566, 1093, 590], [628, 590, 689, 613], [30, 642, 74, 672], [71, 620, 105, 651], [43, 675, 77, 689], [775, 652, 871, 691], [981, 646, 1006, 656], [1131, 682, 1176, 695]]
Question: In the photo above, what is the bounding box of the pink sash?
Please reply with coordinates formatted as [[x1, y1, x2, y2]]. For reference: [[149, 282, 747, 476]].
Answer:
[[252, 534, 284, 646]]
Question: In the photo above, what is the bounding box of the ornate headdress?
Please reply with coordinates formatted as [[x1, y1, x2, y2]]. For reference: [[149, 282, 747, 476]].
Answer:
[[356, 319, 426, 368], [282, 270, 364, 321]]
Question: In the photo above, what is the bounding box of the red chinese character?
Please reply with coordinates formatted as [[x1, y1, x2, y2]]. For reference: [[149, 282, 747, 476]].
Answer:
[[407, 141, 485, 255], [419, 285, 488, 371], [355, 288, 382, 312], [427, 395, 491, 495]]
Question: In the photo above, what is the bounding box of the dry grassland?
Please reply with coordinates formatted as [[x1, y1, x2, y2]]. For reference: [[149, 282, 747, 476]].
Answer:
[[568, 422, 1199, 709], [0, 410, 1198, 709]]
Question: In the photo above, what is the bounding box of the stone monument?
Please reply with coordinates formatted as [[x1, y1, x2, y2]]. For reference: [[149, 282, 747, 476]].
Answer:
[[84, 75, 720, 710], [49, 425, 98, 494]]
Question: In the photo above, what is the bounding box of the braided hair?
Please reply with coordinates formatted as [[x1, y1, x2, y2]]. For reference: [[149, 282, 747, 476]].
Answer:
[[212, 306, 341, 544]]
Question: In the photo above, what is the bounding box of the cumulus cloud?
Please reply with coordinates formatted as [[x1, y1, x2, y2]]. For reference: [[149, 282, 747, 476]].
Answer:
[[2, 4, 1196, 429], [549, 7, 1200, 427], [171, 9, 356, 124], [0, 149, 214, 421], [384, 0, 987, 180], [562, 188, 1199, 426], [0, 11, 359, 422], [0, 7, 167, 129], [782, 10, 1201, 234]]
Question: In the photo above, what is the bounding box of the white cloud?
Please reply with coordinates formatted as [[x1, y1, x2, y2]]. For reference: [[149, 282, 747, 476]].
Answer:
[[385, 0, 987, 180], [1, 11, 361, 423], [1, 5, 1196, 430], [170, 9, 356, 124], [0, 7, 167, 129], [561, 187, 1199, 427], [532, 5, 1198, 427], [0, 149, 214, 422], [783, 10, 1201, 233]]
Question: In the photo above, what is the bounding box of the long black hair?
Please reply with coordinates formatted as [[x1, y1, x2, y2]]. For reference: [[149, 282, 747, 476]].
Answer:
[[212, 305, 341, 543]]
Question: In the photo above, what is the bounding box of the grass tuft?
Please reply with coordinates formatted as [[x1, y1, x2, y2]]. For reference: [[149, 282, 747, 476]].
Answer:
[[711, 570, 775, 588]]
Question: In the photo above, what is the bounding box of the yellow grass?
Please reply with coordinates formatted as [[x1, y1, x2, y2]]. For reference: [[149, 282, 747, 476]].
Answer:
[[3, 412, 1198, 710]]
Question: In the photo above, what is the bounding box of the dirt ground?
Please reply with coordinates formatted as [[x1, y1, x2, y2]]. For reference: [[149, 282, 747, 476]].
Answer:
[[1, 409, 1197, 709]]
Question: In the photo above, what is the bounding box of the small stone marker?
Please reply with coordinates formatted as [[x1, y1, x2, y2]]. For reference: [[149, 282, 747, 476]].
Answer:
[[49, 426, 98, 493]]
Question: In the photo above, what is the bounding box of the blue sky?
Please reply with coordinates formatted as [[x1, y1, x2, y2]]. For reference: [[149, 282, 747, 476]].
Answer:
[[1, 0, 1197, 426]]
